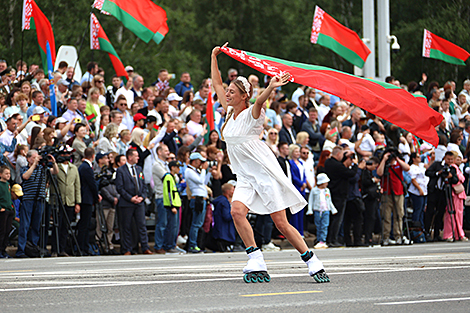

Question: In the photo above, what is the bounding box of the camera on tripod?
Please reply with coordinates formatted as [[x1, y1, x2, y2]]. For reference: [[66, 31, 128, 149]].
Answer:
[[38, 143, 74, 167], [440, 165, 451, 178], [95, 166, 114, 188], [383, 147, 402, 164]]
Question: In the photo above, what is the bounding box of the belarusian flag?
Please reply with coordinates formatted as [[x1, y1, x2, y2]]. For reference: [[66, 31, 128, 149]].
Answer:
[[91, 13, 129, 80], [423, 29, 469, 66], [328, 127, 338, 138], [23, 0, 56, 72], [310, 6, 370, 68], [86, 113, 97, 123], [220, 46, 442, 147], [94, 0, 169, 44], [204, 87, 215, 143], [153, 124, 160, 132]]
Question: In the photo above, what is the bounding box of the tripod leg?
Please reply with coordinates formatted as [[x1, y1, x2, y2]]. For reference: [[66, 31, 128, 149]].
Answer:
[[51, 200, 60, 255]]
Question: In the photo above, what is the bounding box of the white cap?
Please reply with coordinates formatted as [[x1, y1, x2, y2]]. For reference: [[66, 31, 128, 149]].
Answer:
[[316, 173, 330, 185], [33, 106, 46, 115], [167, 93, 183, 102], [125, 65, 134, 72]]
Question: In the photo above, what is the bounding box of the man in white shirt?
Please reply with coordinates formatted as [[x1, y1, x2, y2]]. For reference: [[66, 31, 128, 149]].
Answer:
[[115, 78, 134, 108], [459, 79, 470, 105], [317, 95, 331, 125], [291, 85, 306, 105], [355, 125, 375, 158]]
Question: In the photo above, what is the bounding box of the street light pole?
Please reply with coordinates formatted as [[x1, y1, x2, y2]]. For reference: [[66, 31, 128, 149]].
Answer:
[[377, 0, 390, 81], [362, 0, 375, 79]]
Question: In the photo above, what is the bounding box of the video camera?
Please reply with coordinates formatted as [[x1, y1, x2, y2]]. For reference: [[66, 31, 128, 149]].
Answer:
[[440, 164, 451, 178], [383, 147, 402, 163], [95, 166, 114, 189], [38, 142, 74, 167]]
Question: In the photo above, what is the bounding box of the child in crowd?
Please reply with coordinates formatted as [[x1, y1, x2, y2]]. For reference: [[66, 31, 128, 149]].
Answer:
[[307, 173, 337, 249], [0, 166, 14, 258], [162, 161, 183, 253]]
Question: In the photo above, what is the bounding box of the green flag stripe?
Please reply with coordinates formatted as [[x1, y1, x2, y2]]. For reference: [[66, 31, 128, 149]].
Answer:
[[98, 38, 122, 61], [153, 32, 165, 44], [317, 33, 365, 68], [102, 1, 155, 43], [244, 51, 399, 90], [429, 49, 467, 66]]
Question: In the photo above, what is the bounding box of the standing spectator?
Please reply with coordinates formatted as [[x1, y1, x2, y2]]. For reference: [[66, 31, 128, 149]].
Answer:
[[16, 150, 59, 257], [301, 108, 323, 158], [361, 157, 381, 246], [81, 62, 98, 85], [186, 109, 203, 137], [224, 68, 238, 86], [85, 87, 104, 120], [130, 128, 155, 168], [115, 149, 153, 255], [317, 95, 331, 125], [185, 152, 209, 253], [211, 182, 236, 252], [288, 144, 308, 235], [131, 75, 144, 99], [324, 146, 357, 247], [152, 144, 170, 254], [95, 123, 118, 154], [105, 75, 122, 106], [443, 153, 468, 241], [343, 156, 366, 246], [279, 114, 296, 145], [307, 173, 337, 249], [408, 152, 429, 229], [377, 149, 411, 245], [162, 161, 183, 253], [71, 123, 88, 168], [51, 149, 81, 257], [0, 166, 14, 258], [115, 78, 134, 108], [153, 69, 170, 93], [97, 164, 119, 254], [174, 72, 193, 97], [77, 148, 100, 255], [116, 129, 131, 155], [265, 128, 279, 156]]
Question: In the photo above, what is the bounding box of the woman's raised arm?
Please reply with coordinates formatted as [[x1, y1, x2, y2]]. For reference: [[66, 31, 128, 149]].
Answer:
[[211, 42, 228, 112], [252, 73, 291, 119]]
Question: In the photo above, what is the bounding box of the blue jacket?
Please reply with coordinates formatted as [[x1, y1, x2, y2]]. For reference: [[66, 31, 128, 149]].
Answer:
[[115, 164, 146, 208], [289, 159, 307, 196], [174, 81, 193, 97], [212, 195, 236, 243], [307, 186, 337, 215]]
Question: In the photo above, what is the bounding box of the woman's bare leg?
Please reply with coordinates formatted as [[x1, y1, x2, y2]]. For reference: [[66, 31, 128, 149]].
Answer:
[[231, 201, 256, 248], [271, 210, 309, 254]]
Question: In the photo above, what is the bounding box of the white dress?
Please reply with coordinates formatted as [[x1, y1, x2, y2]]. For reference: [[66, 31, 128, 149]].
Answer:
[[223, 106, 307, 215]]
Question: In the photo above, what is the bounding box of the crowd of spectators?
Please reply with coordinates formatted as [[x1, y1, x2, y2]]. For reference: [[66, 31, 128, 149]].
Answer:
[[0, 57, 468, 258]]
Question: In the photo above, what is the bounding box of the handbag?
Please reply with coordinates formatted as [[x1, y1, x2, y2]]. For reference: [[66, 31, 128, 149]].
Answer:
[[453, 183, 465, 195]]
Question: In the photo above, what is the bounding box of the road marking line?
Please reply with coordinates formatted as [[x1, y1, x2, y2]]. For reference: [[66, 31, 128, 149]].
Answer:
[[375, 296, 470, 305], [0, 270, 32, 273], [56, 258, 177, 265], [241, 290, 323, 297]]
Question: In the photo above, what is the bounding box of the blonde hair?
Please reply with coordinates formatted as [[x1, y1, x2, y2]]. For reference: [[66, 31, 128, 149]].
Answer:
[[265, 128, 279, 146], [296, 131, 309, 145], [288, 144, 300, 159], [104, 122, 119, 140], [220, 77, 253, 140], [92, 75, 106, 95], [131, 128, 145, 147]]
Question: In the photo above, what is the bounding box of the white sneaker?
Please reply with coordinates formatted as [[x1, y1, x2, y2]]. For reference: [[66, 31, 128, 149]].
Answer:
[[243, 250, 267, 274], [177, 235, 187, 246], [175, 246, 187, 254], [396, 237, 402, 245], [262, 242, 281, 252], [314, 242, 328, 249], [402, 236, 410, 245]]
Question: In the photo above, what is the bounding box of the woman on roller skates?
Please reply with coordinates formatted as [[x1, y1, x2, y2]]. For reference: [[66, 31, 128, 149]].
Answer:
[[211, 43, 329, 283]]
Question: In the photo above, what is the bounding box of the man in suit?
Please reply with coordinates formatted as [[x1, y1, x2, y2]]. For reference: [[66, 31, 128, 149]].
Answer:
[[278, 114, 296, 145], [51, 149, 81, 257], [78, 148, 101, 255], [115, 149, 153, 255]]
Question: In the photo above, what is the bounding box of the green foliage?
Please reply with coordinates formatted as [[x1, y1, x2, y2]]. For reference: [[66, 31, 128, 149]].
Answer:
[[0, 0, 468, 92]]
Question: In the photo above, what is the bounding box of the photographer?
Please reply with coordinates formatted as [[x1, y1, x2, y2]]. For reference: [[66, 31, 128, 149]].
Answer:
[[424, 151, 458, 241], [15, 149, 58, 258], [324, 146, 358, 247], [96, 164, 119, 254], [51, 147, 80, 257], [377, 148, 410, 245], [361, 157, 381, 246]]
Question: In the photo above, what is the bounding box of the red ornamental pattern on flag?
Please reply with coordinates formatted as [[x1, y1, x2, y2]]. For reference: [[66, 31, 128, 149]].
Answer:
[[221, 47, 293, 82], [90, 14, 100, 49], [423, 29, 432, 58], [310, 6, 325, 44], [93, 0, 110, 15], [22, 0, 33, 30]]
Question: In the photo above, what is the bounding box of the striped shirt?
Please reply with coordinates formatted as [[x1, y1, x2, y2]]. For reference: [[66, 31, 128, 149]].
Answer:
[[21, 164, 47, 201]]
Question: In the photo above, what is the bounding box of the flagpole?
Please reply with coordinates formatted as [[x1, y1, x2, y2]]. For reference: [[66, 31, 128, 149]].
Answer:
[[20, 29, 24, 74], [72, 2, 94, 81]]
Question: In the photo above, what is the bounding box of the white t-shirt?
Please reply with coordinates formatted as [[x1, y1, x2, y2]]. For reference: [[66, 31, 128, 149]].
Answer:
[[357, 133, 375, 153], [319, 189, 328, 212], [398, 142, 411, 164], [408, 163, 429, 196], [115, 87, 134, 108]]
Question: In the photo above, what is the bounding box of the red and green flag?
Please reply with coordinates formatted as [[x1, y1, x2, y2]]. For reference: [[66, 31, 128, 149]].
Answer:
[[220, 46, 443, 147], [86, 113, 97, 123], [153, 124, 160, 132], [204, 86, 215, 143], [423, 29, 469, 66], [328, 127, 338, 138], [310, 6, 370, 68], [22, 0, 56, 72], [94, 0, 168, 44], [91, 13, 129, 80]]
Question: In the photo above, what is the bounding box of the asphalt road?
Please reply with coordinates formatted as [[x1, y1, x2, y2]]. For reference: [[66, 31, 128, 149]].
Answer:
[[0, 242, 469, 313]]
